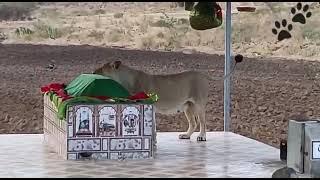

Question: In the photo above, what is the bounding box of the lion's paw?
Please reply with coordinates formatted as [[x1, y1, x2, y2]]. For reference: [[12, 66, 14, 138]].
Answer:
[[197, 135, 206, 141], [179, 134, 191, 139]]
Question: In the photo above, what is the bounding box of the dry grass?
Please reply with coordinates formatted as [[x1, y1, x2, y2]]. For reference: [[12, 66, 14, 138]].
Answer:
[[12, 19, 75, 41], [1, 2, 320, 60], [113, 12, 124, 19], [87, 30, 105, 41], [94, 9, 106, 15]]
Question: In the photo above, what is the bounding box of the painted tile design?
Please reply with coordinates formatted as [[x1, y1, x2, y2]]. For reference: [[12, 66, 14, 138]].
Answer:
[[121, 105, 141, 136], [68, 126, 73, 137], [98, 106, 117, 137], [91, 153, 109, 160], [110, 138, 142, 151], [110, 152, 150, 160], [68, 139, 101, 152], [67, 153, 77, 160], [143, 105, 154, 136], [75, 106, 94, 136]]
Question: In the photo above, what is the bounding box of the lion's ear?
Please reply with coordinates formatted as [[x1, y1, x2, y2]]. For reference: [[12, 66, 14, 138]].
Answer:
[[112, 61, 121, 69]]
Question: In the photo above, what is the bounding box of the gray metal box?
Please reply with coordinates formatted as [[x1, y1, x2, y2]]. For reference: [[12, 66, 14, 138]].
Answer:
[[287, 119, 320, 177]]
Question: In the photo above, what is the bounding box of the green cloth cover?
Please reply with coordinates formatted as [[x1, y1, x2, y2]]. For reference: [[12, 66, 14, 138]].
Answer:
[[58, 96, 105, 120], [45, 74, 159, 120], [65, 74, 130, 98], [51, 93, 158, 120]]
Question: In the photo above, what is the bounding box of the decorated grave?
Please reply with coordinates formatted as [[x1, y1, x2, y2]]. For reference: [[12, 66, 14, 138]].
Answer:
[[42, 74, 158, 160]]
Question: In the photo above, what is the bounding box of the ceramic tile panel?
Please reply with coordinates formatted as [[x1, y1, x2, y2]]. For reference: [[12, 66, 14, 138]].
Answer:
[[90, 153, 109, 160], [97, 105, 117, 137], [102, 139, 109, 151], [143, 105, 154, 136], [110, 138, 142, 151], [120, 105, 142, 137], [73, 105, 95, 137], [110, 152, 150, 160], [144, 138, 150, 150], [68, 126, 73, 137], [67, 153, 77, 160], [67, 139, 101, 152]]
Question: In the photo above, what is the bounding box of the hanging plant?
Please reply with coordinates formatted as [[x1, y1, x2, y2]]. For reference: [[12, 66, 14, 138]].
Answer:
[[184, 2, 223, 30]]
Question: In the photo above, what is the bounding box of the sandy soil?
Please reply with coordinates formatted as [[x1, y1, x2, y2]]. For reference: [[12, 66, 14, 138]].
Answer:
[[1, 43, 320, 148]]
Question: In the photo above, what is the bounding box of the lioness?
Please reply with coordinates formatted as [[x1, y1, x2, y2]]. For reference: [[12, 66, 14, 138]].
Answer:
[[93, 61, 209, 141]]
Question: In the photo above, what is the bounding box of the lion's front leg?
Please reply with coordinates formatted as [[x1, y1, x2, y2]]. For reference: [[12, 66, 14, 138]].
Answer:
[[197, 111, 206, 141]]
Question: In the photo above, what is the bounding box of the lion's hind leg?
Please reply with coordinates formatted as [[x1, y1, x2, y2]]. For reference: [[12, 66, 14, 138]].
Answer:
[[179, 101, 198, 139]]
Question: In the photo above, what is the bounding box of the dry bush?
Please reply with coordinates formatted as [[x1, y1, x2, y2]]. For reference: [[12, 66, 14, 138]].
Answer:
[[232, 23, 257, 43], [15, 27, 33, 36], [0, 2, 37, 21], [94, 17, 102, 28], [0, 32, 8, 42], [107, 29, 124, 42], [113, 12, 124, 19], [87, 30, 105, 41], [301, 26, 320, 43], [150, 19, 174, 28], [39, 8, 61, 19], [137, 35, 154, 50], [149, 13, 178, 28], [177, 18, 189, 25], [172, 2, 184, 8], [136, 27, 184, 51], [14, 20, 75, 40], [13, 27, 35, 41], [72, 9, 91, 16], [94, 9, 106, 15], [138, 16, 150, 34], [157, 32, 165, 39], [32, 21, 63, 39]]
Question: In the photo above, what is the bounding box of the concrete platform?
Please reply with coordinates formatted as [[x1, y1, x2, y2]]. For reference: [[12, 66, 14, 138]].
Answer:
[[0, 132, 284, 178]]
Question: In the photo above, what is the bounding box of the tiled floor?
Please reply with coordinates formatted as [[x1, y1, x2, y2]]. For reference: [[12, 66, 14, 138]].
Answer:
[[0, 132, 284, 178]]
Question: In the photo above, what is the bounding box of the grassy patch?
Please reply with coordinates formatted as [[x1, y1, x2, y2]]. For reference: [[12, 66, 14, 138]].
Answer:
[[15, 20, 75, 40]]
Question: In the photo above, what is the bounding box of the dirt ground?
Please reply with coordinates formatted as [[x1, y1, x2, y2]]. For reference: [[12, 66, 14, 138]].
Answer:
[[1, 43, 320, 148]]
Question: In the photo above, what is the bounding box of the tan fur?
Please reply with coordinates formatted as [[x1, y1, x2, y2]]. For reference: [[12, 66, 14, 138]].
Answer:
[[93, 61, 209, 141]]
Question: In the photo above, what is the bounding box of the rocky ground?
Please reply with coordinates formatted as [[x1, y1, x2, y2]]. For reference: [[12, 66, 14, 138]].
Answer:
[[1, 43, 320, 148]]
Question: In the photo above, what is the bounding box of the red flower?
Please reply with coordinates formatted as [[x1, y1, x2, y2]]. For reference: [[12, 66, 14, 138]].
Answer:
[[40, 86, 50, 93], [56, 89, 72, 101], [129, 92, 149, 100], [49, 83, 65, 91], [40, 83, 65, 93], [41, 83, 152, 103], [41, 83, 71, 101]]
